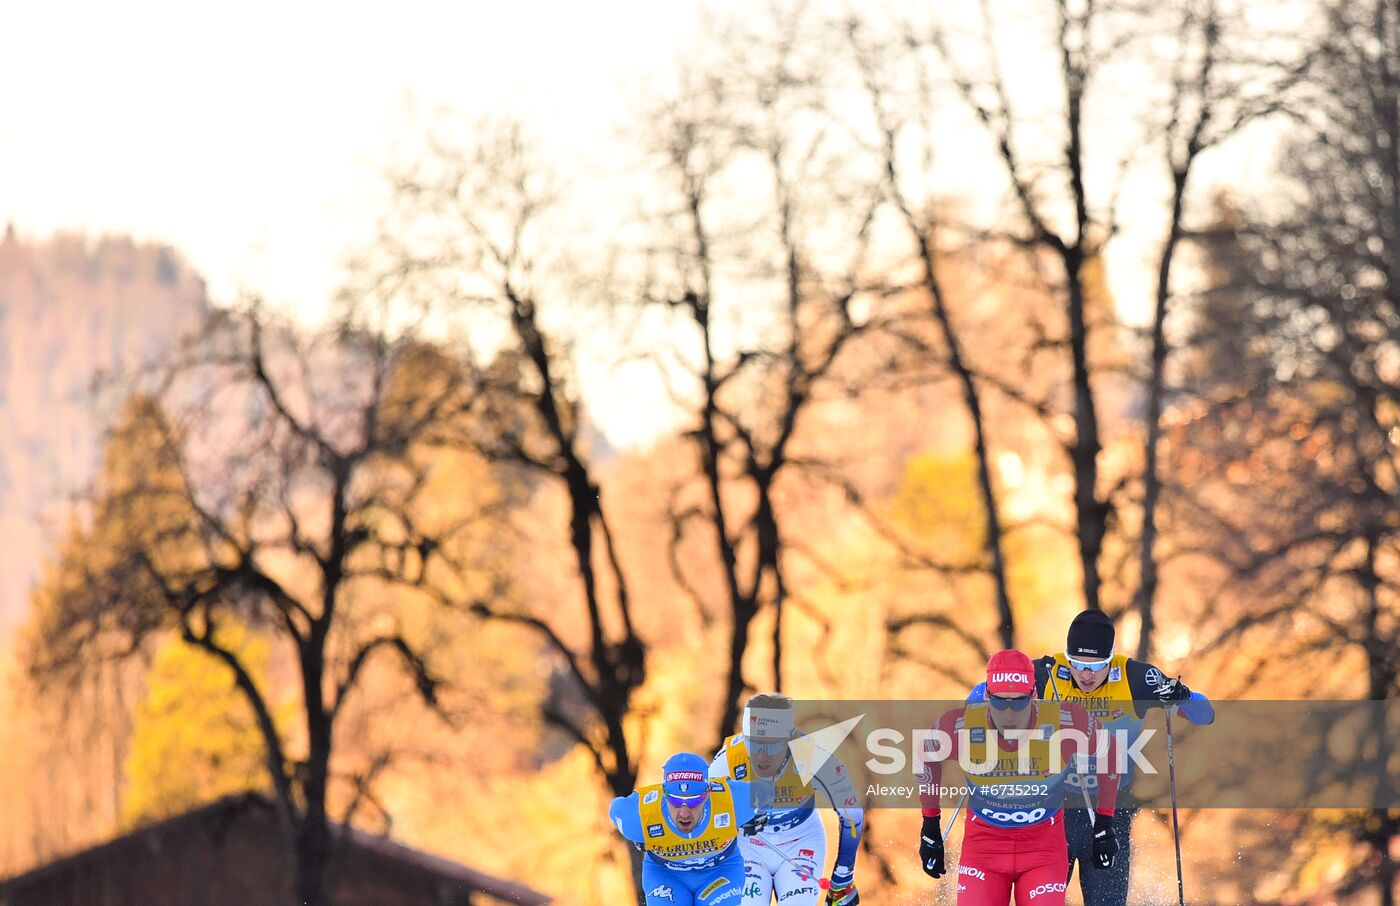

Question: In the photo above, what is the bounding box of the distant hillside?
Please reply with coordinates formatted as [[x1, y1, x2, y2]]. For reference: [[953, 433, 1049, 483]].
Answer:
[[0, 229, 209, 631]]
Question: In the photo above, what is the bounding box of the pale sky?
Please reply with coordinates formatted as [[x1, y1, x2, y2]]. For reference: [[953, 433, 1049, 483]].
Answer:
[[1, 0, 1288, 449], [1, 0, 746, 446], [0, 0, 713, 306]]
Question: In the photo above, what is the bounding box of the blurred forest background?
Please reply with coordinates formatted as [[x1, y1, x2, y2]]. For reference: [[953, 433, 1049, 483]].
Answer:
[[2, 0, 1399, 903]]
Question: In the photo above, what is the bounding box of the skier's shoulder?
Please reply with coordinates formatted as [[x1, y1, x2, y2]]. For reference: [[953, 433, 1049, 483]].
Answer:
[[784, 729, 831, 770], [938, 703, 969, 733], [1123, 657, 1170, 695], [607, 791, 644, 841], [610, 789, 642, 812], [1031, 655, 1057, 693], [804, 742, 856, 787], [707, 747, 731, 779]]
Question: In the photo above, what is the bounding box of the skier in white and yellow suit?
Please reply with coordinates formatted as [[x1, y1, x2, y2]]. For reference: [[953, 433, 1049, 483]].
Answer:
[[709, 693, 864, 906]]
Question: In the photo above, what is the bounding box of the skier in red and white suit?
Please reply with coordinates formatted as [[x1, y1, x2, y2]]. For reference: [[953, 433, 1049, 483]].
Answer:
[[916, 650, 1122, 906]]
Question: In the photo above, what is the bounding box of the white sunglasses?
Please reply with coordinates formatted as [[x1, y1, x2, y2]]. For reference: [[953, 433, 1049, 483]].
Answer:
[[1066, 652, 1112, 671]]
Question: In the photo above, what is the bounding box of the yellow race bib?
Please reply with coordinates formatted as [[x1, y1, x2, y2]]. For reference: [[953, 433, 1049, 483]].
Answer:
[[636, 779, 739, 864]]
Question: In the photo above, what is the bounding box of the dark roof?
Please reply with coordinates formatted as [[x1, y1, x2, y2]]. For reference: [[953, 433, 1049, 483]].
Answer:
[[0, 792, 551, 905], [340, 820, 552, 904]]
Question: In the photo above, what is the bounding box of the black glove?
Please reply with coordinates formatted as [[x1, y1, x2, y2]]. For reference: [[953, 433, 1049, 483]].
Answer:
[[1092, 812, 1119, 869], [825, 881, 859, 905], [1154, 675, 1191, 703], [741, 811, 768, 836], [919, 815, 945, 878]]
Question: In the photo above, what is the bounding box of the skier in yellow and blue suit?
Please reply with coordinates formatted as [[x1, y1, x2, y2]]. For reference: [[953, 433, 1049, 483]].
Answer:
[[610, 752, 765, 906]]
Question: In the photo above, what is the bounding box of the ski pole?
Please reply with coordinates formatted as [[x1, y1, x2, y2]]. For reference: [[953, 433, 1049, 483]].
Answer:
[[1047, 672, 1096, 814], [756, 831, 830, 888], [946, 789, 968, 842], [748, 781, 827, 885], [1166, 706, 1186, 906]]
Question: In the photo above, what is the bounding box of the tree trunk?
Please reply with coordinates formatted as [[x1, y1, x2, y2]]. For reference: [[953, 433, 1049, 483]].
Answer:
[[772, 584, 785, 696], [923, 254, 1016, 648], [757, 491, 783, 695], [718, 599, 760, 748], [1064, 255, 1104, 612], [297, 625, 334, 906], [1137, 166, 1191, 660], [1379, 831, 1397, 906], [294, 811, 334, 906], [1361, 533, 1398, 906]]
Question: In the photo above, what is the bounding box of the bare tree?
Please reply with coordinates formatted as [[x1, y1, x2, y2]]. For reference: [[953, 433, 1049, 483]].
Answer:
[[917, 0, 1140, 613], [1134, 0, 1309, 659], [27, 306, 501, 906], [846, 12, 1018, 650], [1176, 0, 1400, 895], [1134, 0, 1223, 659], [638, 7, 897, 746], [363, 121, 650, 892]]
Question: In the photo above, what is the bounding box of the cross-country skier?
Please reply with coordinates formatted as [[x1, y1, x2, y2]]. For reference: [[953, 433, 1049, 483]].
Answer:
[[918, 650, 1122, 906], [967, 611, 1215, 906], [710, 693, 865, 906], [611, 751, 764, 906]]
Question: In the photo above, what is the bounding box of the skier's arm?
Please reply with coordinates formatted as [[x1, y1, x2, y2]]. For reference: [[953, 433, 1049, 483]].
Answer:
[[1179, 690, 1215, 725], [917, 708, 963, 817], [708, 749, 730, 780], [1032, 655, 1056, 699], [1126, 659, 1215, 724], [812, 755, 864, 889], [1063, 703, 1120, 815], [608, 792, 644, 843], [727, 779, 755, 826]]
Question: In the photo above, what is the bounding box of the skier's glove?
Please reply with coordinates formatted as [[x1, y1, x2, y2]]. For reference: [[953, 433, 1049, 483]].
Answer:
[[1092, 812, 1119, 869], [740, 811, 768, 836], [919, 815, 946, 878], [1153, 675, 1191, 703], [825, 881, 859, 905]]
